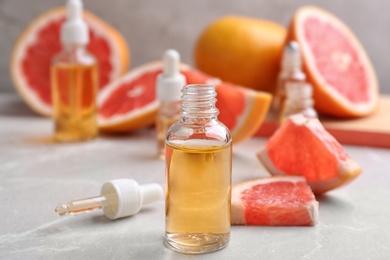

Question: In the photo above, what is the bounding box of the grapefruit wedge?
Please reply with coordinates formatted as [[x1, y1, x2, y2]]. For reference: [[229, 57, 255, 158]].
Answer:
[[232, 176, 318, 226], [97, 62, 272, 144], [11, 7, 129, 116], [257, 113, 362, 194], [183, 69, 272, 143], [288, 6, 379, 118]]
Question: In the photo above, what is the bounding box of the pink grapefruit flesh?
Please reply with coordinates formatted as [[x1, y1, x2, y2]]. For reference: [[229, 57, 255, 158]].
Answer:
[[289, 6, 378, 118], [257, 113, 362, 194], [98, 62, 161, 132], [11, 8, 129, 116], [231, 176, 318, 226], [98, 62, 272, 144]]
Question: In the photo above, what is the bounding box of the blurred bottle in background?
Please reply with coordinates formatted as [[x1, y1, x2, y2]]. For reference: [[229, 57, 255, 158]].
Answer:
[[273, 41, 306, 112], [274, 41, 317, 122], [51, 0, 98, 142], [156, 49, 186, 159], [279, 81, 317, 122]]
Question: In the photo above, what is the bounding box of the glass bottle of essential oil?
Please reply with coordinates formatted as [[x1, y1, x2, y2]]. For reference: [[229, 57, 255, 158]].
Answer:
[[165, 84, 232, 254], [273, 41, 306, 112], [156, 49, 186, 159], [51, 0, 98, 142], [280, 81, 318, 122]]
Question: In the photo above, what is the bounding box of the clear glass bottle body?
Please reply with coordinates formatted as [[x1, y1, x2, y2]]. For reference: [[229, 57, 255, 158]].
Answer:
[[165, 84, 232, 254], [156, 100, 181, 159], [280, 99, 318, 122], [273, 69, 306, 112], [279, 82, 318, 122], [51, 44, 98, 142]]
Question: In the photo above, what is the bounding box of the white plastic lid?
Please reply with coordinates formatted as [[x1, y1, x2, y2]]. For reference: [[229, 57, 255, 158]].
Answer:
[[156, 49, 186, 101], [101, 179, 163, 220], [281, 41, 302, 71], [61, 0, 89, 45]]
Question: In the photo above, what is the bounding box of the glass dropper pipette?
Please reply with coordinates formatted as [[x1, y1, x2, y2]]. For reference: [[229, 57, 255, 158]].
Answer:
[[55, 179, 163, 220]]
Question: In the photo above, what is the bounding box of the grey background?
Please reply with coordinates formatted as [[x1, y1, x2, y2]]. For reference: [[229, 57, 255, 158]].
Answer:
[[1, 0, 389, 94]]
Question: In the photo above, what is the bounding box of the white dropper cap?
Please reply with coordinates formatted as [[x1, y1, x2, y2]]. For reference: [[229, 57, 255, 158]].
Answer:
[[156, 49, 187, 101], [281, 41, 303, 72], [101, 179, 164, 220], [61, 0, 89, 45]]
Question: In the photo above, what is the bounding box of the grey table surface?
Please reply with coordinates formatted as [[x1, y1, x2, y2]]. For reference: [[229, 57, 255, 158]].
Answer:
[[0, 94, 390, 260]]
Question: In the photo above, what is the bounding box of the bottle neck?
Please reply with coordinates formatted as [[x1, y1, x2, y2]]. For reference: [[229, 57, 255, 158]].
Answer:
[[181, 84, 219, 120], [62, 43, 87, 55], [285, 82, 315, 107]]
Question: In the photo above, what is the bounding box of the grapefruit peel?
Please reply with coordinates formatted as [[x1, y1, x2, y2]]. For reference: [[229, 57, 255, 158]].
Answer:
[[213, 82, 272, 144], [195, 16, 287, 92]]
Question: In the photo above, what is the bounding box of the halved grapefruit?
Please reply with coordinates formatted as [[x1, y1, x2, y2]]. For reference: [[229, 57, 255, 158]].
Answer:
[[98, 62, 272, 144], [231, 176, 318, 226], [11, 7, 129, 116], [288, 6, 379, 118], [257, 113, 362, 194]]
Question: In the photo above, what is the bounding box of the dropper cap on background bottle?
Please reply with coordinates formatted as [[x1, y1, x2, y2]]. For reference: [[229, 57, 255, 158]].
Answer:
[[156, 49, 187, 101], [61, 0, 89, 45], [281, 41, 305, 76]]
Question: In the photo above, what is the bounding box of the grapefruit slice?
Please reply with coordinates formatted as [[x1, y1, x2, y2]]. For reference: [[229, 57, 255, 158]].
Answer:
[[11, 7, 129, 116], [288, 6, 378, 118], [232, 176, 318, 226], [98, 62, 161, 133], [97, 62, 272, 144], [257, 113, 362, 194], [183, 69, 272, 143]]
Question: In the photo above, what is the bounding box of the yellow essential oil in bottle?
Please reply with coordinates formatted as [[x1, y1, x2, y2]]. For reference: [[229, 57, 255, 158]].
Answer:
[[51, 0, 98, 142], [51, 63, 98, 141], [165, 84, 232, 254], [156, 49, 186, 159]]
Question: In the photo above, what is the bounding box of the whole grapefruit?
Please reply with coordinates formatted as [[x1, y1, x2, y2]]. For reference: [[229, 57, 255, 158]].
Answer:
[[287, 6, 379, 118], [194, 16, 287, 93]]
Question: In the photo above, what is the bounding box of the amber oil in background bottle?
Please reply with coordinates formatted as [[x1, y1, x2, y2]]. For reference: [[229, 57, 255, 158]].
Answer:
[[156, 103, 181, 158], [51, 0, 98, 142], [156, 49, 186, 159], [165, 84, 232, 254]]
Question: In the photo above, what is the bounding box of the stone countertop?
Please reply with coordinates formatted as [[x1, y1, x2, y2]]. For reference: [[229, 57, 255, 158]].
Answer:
[[1, 94, 390, 259]]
